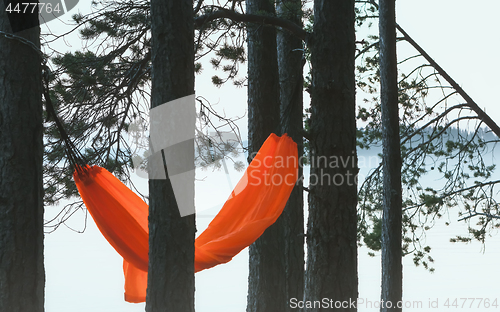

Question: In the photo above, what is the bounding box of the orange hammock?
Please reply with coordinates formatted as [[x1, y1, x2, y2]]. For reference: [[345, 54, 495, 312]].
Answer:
[[73, 133, 298, 303]]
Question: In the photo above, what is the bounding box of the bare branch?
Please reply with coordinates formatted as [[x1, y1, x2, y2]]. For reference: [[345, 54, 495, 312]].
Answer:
[[397, 24, 500, 139]]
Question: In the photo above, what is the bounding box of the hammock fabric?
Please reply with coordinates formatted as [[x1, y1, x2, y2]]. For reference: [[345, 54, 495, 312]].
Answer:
[[73, 133, 298, 303]]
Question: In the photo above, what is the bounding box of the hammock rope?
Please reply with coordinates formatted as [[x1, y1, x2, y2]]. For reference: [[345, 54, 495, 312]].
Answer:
[[42, 69, 87, 173]]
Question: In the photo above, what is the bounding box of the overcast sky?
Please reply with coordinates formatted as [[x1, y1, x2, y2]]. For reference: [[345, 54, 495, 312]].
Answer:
[[397, 1, 500, 119]]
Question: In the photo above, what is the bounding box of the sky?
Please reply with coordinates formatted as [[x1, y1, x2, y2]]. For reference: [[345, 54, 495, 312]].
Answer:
[[396, 1, 500, 119], [42, 1, 500, 311]]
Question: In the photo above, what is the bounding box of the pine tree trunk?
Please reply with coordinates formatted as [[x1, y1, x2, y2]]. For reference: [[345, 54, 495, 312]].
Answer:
[[276, 0, 304, 308], [147, 0, 195, 311], [246, 0, 283, 310], [0, 8, 45, 312], [305, 1, 358, 311], [379, 0, 403, 310]]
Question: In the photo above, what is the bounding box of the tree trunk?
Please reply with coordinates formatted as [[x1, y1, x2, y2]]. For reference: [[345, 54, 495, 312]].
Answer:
[[379, 0, 402, 311], [246, 0, 283, 311], [276, 0, 304, 308], [0, 7, 45, 312], [304, 1, 358, 311], [147, 0, 195, 311]]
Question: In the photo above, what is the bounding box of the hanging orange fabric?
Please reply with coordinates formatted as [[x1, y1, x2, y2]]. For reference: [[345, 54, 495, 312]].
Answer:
[[123, 260, 147, 303], [73, 133, 298, 303], [194, 133, 298, 271], [73, 165, 149, 272]]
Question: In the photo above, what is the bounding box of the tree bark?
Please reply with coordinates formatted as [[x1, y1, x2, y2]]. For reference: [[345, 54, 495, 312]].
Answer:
[[276, 0, 304, 308], [305, 1, 358, 311], [147, 0, 195, 311], [246, 0, 283, 311], [0, 6, 45, 312], [379, 0, 402, 311]]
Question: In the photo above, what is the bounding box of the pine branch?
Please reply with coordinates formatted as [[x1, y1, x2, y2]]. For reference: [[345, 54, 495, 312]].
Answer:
[[458, 211, 500, 222], [194, 8, 308, 41]]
